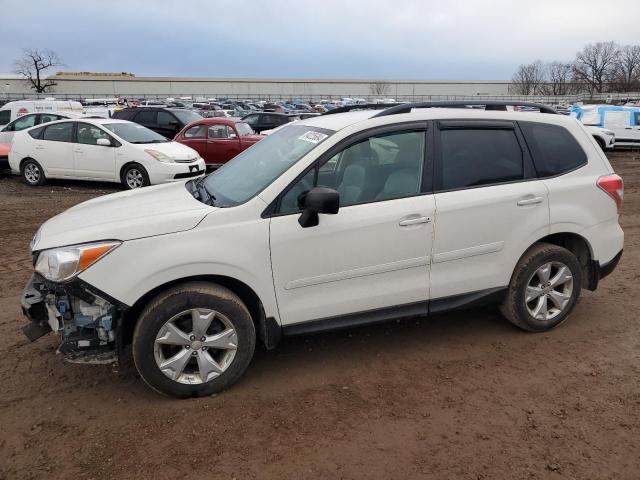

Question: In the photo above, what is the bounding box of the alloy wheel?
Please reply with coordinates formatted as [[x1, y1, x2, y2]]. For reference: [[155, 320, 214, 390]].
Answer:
[[126, 168, 144, 188], [524, 261, 574, 322], [153, 308, 238, 384], [24, 163, 40, 184]]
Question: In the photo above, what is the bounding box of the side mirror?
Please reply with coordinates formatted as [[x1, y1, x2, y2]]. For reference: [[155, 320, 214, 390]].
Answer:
[[229, 133, 238, 139], [298, 187, 339, 228], [96, 138, 111, 147]]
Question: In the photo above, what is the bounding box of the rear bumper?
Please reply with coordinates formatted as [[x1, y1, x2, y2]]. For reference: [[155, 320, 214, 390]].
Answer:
[[589, 249, 622, 290], [599, 249, 622, 280]]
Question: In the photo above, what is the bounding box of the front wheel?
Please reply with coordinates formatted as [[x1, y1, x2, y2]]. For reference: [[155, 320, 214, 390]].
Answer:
[[132, 282, 256, 398], [500, 243, 582, 332], [121, 164, 150, 189]]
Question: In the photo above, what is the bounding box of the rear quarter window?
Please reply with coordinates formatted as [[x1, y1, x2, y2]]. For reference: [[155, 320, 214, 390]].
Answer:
[[28, 126, 45, 139], [519, 122, 587, 178]]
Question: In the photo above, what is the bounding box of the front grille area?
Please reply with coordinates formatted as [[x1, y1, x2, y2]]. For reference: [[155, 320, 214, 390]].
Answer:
[[174, 169, 204, 179]]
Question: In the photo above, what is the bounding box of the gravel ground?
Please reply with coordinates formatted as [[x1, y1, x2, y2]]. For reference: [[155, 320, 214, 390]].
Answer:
[[0, 152, 639, 479]]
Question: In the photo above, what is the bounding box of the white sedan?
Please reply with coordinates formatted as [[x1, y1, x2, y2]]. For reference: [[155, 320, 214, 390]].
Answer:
[[9, 118, 206, 189]]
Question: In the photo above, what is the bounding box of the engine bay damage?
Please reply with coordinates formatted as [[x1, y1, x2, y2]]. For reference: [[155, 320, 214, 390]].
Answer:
[[21, 274, 123, 364]]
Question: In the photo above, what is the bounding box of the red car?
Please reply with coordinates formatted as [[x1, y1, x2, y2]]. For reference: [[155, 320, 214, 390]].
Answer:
[[174, 118, 264, 169]]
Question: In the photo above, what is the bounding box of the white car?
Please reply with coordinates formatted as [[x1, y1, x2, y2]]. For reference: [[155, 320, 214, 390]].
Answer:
[[21, 102, 623, 398], [9, 118, 206, 189], [586, 125, 616, 150], [0, 111, 84, 146], [0, 100, 84, 127]]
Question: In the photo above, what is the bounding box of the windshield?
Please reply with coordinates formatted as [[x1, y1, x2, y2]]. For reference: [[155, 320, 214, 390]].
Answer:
[[235, 122, 254, 136], [102, 122, 168, 143], [202, 124, 333, 207], [172, 110, 202, 124]]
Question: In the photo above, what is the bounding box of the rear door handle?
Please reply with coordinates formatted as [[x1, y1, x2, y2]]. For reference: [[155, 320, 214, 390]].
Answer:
[[399, 216, 431, 226], [517, 196, 544, 206], [73, 149, 84, 153], [35, 145, 45, 150]]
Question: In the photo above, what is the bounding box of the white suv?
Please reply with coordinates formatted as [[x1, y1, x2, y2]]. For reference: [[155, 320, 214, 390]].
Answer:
[[21, 102, 624, 398]]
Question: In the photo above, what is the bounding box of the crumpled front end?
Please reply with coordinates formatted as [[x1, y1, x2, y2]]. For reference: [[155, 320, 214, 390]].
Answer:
[[21, 273, 125, 364]]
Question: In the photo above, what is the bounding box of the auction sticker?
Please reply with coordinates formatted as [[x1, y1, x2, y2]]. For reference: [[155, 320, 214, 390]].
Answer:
[[298, 131, 328, 144]]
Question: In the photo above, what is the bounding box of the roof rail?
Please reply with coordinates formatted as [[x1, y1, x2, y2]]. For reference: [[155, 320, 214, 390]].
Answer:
[[322, 103, 403, 115], [372, 101, 558, 117]]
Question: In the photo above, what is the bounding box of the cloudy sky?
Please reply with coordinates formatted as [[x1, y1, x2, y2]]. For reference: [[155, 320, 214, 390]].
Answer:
[[0, 0, 638, 80]]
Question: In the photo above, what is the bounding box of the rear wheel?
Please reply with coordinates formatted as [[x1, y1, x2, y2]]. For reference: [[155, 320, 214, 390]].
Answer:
[[500, 243, 582, 332], [121, 163, 150, 189], [594, 137, 606, 150], [21, 159, 46, 186], [132, 282, 256, 398]]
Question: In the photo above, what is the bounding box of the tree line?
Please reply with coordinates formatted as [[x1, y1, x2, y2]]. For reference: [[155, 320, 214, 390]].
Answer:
[[510, 41, 640, 96]]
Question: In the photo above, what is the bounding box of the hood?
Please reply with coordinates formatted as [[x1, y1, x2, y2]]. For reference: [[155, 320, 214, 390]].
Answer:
[[34, 181, 214, 251], [135, 141, 200, 162]]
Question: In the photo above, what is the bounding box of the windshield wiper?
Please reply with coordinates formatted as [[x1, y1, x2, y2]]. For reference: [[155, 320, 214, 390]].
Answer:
[[191, 178, 216, 206]]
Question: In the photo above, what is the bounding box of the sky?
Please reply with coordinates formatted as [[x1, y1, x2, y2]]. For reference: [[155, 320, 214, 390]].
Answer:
[[0, 0, 639, 80]]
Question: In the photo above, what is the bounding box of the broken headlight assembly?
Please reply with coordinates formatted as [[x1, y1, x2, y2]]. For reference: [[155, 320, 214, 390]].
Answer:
[[34, 241, 121, 283]]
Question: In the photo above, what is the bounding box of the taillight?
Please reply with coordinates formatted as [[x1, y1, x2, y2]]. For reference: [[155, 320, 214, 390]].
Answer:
[[597, 174, 624, 212]]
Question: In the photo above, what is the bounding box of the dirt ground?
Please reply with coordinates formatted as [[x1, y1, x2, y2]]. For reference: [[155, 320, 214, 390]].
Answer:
[[0, 152, 639, 480]]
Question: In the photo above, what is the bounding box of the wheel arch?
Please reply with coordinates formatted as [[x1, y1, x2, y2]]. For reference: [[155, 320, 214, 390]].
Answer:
[[122, 274, 281, 351], [525, 232, 595, 290], [119, 161, 146, 181]]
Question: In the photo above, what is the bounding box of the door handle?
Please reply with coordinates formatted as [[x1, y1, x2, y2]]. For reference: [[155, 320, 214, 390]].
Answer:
[[399, 216, 431, 226], [35, 145, 44, 150], [517, 196, 543, 206], [73, 149, 84, 153]]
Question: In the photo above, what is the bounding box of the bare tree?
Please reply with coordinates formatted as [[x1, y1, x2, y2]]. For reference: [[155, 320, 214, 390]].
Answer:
[[573, 41, 619, 95], [509, 61, 545, 95], [542, 61, 574, 95], [13, 48, 64, 93], [613, 44, 640, 92], [369, 82, 391, 96]]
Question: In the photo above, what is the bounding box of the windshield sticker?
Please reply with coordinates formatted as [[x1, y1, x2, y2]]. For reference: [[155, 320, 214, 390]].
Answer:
[[298, 131, 328, 144]]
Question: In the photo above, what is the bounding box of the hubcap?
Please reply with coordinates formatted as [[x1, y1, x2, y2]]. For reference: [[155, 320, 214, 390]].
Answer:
[[153, 308, 238, 384], [24, 164, 40, 183], [525, 261, 573, 322], [126, 169, 144, 188]]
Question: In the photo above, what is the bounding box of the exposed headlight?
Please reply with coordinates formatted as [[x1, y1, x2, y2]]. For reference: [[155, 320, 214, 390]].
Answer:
[[144, 149, 173, 163], [35, 241, 121, 282]]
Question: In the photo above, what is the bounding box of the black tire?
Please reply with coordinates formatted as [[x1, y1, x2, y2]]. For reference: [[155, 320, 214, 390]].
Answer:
[[21, 158, 46, 186], [121, 163, 150, 189], [132, 282, 256, 398], [500, 243, 582, 332], [594, 137, 606, 151]]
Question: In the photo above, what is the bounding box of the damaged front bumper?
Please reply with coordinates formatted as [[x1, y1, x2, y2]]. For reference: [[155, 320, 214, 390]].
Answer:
[[21, 273, 126, 364]]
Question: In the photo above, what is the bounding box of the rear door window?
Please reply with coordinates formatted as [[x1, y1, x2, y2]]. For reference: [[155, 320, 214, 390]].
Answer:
[[519, 122, 587, 177], [39, 114, 64, 124], [157, 111, 177, 127], [439, 127, 524, 190], [43, 122, 74, 142], [136, 110, 156, 125]]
